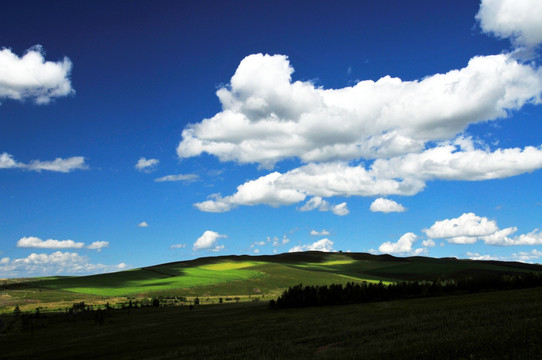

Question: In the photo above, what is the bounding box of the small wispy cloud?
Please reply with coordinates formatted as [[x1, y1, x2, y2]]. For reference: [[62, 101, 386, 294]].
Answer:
[[170, 243, 187, 250], [154, 173, 199, 183], [137, 222, 149, 228], [135, 157, 159, 172], [310, 229, 330, 236], [1, 153, 88, 173], [299, 197, 349, 216]]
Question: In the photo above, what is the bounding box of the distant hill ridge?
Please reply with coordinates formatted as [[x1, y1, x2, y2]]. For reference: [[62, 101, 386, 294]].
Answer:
[[17, 251, 542, 298]]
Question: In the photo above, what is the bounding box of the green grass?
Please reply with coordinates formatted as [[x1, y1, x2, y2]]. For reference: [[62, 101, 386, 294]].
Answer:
[[35, 265, 266, 297], [2, 251, 542, 312], [2, 287, 542, 359]]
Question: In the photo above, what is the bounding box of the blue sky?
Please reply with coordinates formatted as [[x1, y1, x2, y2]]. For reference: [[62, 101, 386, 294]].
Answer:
[[2, 0, 542, 277]]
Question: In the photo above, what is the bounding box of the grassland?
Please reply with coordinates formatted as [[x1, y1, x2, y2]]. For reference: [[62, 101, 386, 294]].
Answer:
[[2, 251, 541, 313], [2, 252, 542, 359], [1, 286, 542, 359]]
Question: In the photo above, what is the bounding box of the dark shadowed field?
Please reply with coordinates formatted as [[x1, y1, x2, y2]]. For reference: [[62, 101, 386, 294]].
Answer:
[[2, 286, 542, 359]]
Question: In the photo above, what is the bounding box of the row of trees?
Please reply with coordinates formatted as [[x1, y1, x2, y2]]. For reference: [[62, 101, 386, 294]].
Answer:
[[270, 272, 542, 308]]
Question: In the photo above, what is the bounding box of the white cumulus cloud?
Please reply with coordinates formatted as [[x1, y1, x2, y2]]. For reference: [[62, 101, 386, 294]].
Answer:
[[467, 249, 542, 263], [193, 230, 227, 251], [422, 239, 436, 247], [194, 172, 306, 212], [510, 249, 542, 262], [466, 252, 500, 261], [423, 213, 500, 244], [424, 212, 542, 246], [0, 251, 127, 277], [370, 198, 406, 213], [378, 233, 424, 255], [179, 4, 542, 215], [0, 45, 74, 105], [178, 53, 542, 167], [194, 139, 542, 212], [476, 0, 542, 48], [17, 236, 85, 249], [16, 236, 109, 251], [289, 238, 334, 252], [137, 221, 149, 227]]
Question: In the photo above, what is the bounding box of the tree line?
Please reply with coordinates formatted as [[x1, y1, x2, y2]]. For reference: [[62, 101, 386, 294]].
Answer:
[[270, 272, 542, 309]]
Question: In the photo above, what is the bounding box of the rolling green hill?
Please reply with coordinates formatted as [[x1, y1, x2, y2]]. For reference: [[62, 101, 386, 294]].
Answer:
[[2, 251, 541, 312]]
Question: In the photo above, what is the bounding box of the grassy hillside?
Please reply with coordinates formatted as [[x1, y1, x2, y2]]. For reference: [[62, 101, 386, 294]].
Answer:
[[1, 251, 541, 312]]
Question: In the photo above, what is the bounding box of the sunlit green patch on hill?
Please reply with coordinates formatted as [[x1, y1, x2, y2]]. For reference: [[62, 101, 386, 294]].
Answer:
[[35, 263, 266, 297], [292, 259, 356, 269], [199, 261, 262, 271]]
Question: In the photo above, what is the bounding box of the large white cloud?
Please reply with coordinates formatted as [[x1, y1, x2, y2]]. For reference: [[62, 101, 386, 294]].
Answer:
[[184, 54, 542, 213], [0, 45, 74, 104], [0, 153, 88, 172], [371, 139, 542, 182], [179, 3, 542, 215], [194, 139, 542, 212], [424, 212, 542, 246], [178, 53, 542, 167], [289, 238, 334, 252], [476, 0, 542, 48], [0, 251, 126, 277], [193, 230, 227, 251]]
